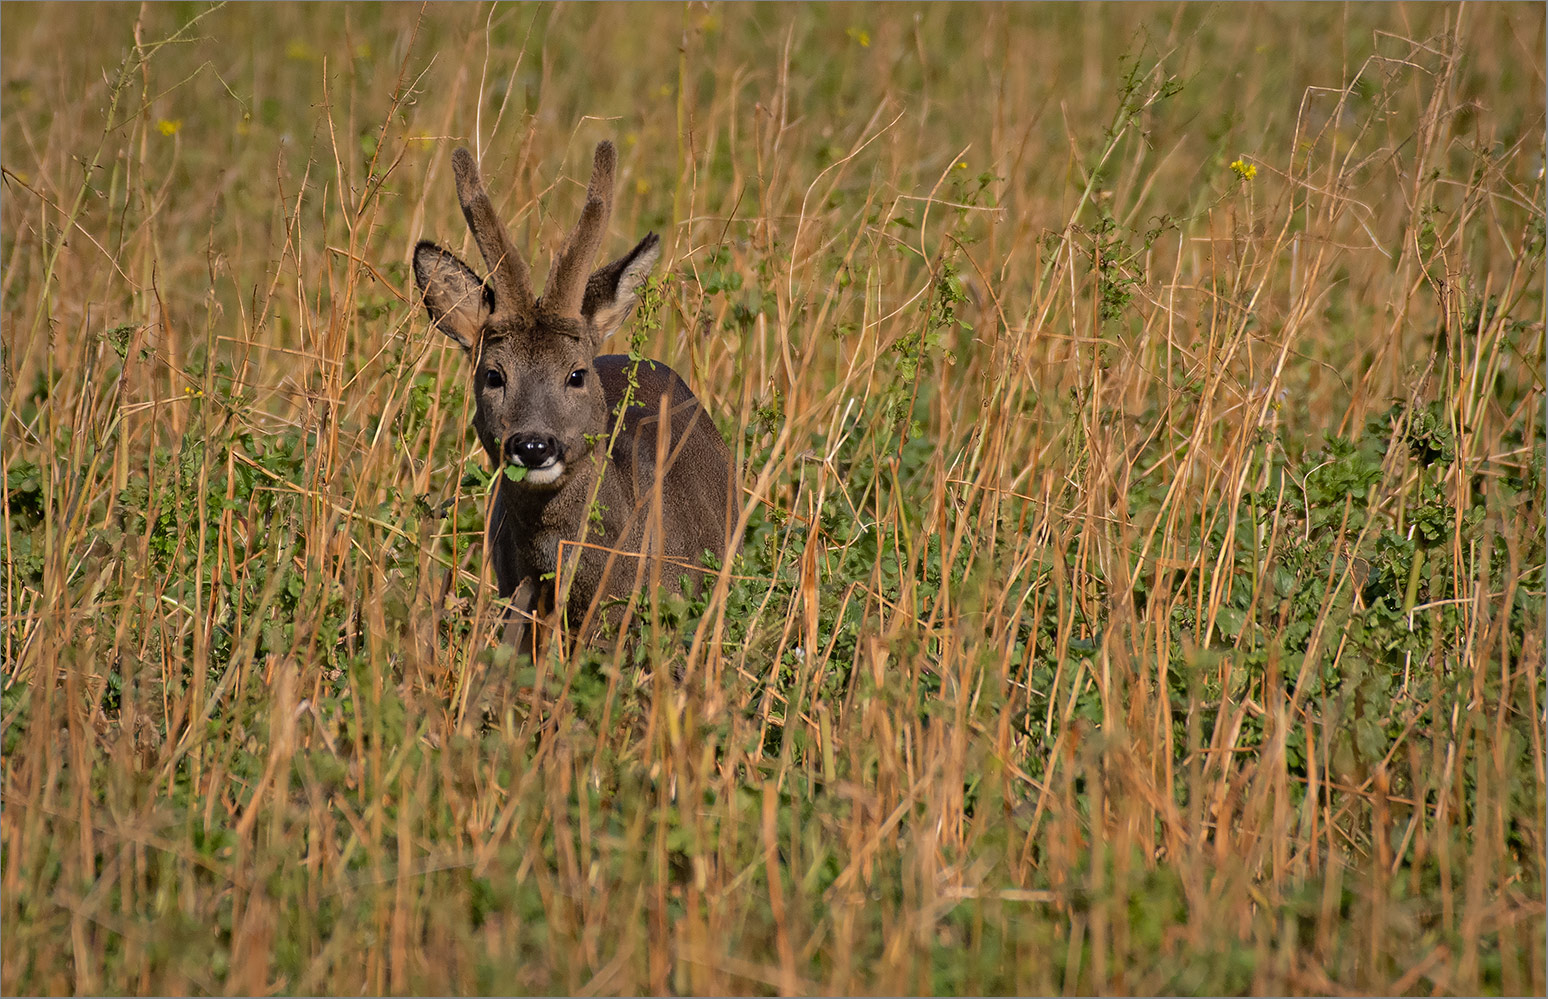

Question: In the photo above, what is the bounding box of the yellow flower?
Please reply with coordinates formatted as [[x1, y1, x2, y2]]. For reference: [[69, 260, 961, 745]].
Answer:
[[846, 27, 870, 47], [1230, 157, 1257, 181], [157, 119, 182, 137]]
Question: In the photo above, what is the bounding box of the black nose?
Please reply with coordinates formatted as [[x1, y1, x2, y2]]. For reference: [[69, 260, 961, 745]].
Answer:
[[505, 434, 561, 467]]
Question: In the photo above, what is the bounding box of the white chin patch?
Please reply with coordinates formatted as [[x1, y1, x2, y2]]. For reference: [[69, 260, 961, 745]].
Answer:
[[521, 460, 565, 486]]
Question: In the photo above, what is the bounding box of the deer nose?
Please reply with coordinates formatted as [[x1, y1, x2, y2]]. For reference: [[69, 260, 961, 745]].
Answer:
[[506, 434, 561, 468]]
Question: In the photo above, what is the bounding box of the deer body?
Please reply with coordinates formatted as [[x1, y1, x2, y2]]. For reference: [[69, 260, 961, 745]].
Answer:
[[413, 143, 735, 642], [483, 354, 734, 622]]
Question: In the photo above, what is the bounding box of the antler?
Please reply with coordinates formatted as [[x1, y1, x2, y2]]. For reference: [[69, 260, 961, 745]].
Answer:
[[452, 147, 535, 318], [542, 141, 616, 317]]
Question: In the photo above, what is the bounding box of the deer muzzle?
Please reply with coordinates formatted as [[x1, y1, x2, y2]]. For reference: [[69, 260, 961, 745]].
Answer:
[[505, 433, 566, 486]]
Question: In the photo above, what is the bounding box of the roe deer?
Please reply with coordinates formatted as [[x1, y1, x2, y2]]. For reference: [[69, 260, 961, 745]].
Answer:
[[413, 141, 736, 647]]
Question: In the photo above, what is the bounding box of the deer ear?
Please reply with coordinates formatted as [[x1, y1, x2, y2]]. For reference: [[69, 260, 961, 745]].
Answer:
[[414, 241, 492, 351], [582, 233, 661, 341]]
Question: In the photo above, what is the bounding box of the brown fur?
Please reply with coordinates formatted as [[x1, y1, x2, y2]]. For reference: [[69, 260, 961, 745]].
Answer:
[[413, 142, 737, 647]]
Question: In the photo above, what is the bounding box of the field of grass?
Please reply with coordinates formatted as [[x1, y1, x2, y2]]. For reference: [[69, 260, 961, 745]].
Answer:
[[3, 2, 1544, 994]]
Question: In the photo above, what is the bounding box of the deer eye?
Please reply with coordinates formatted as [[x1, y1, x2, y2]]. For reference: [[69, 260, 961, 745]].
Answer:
[[483, 369, 505, 390], [567, 368, 587, 389]]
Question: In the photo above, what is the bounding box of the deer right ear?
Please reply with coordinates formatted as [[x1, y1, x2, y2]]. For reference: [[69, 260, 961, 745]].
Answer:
[[582, 233, 662, 342], [413, 241, 492, 351]]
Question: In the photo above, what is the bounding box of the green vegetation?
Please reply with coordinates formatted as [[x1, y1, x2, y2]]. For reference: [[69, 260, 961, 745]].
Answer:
[[3, 3, 1543, 994]]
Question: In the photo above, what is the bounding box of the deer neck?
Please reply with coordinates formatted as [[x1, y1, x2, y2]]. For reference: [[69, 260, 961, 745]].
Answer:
[[490, 450, 633, 571]]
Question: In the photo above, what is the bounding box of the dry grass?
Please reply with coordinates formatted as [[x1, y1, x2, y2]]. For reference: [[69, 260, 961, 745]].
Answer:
[[2, 2, 1544, 994]]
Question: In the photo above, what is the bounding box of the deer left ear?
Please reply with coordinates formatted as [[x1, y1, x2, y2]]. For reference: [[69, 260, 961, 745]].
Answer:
[[414, 241, 492, 351], [582, 233, 661, 341]]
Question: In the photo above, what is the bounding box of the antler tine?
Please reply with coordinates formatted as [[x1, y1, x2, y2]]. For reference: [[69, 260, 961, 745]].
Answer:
[[542, 141, 617, 317], [451, 147, 535, 317]]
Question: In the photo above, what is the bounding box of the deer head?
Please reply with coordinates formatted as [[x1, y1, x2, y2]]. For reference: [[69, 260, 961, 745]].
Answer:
[[412, 142, 659, 487]]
